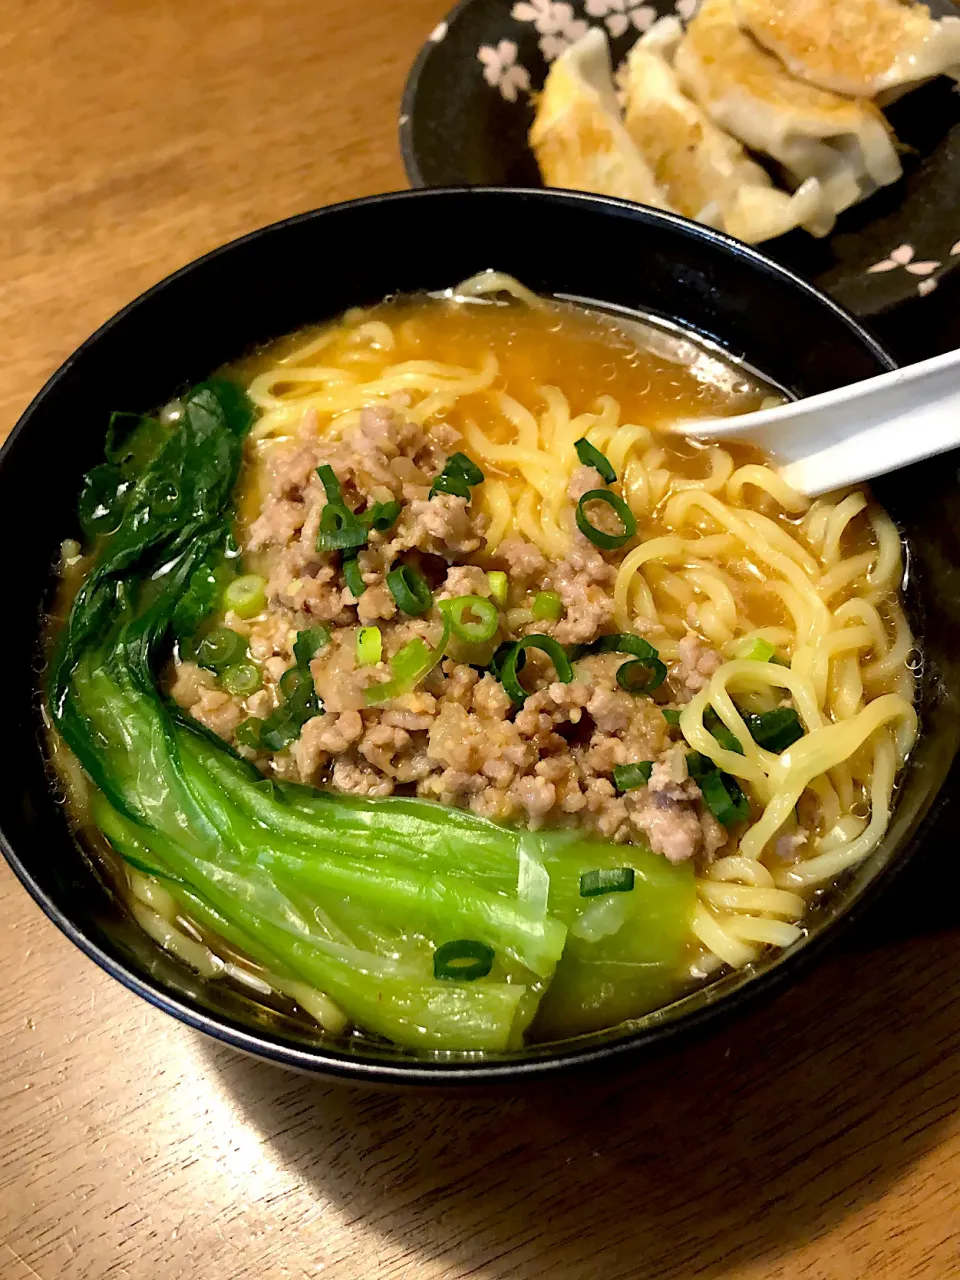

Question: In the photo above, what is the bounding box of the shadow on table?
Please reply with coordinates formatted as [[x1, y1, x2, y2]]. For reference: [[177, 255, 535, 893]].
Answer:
[[199, 838, 960, 1279]]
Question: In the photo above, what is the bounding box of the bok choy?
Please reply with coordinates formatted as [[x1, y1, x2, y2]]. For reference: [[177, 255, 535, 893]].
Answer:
[[49, 380, 695, 1051]]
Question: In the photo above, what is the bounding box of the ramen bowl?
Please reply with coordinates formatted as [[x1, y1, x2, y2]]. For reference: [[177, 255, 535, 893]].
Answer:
[[3, 187, 957, 1085]]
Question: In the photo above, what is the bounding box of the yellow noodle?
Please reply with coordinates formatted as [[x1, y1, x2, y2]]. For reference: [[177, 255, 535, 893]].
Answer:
[[451, 270, 545, 308], [822, 492, 868, 566], [726, 464, 808, 513], [862, 600, 914, 687], [691, 902, 759, 968], [723, 916, 804, 947], [697, 881, 806, 918], [868, 507, 904, 594], [670, 445, 735, 494]]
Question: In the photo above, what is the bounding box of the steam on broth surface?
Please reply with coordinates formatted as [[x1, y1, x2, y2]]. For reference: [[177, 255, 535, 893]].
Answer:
[[46, 273, 917, 1052]]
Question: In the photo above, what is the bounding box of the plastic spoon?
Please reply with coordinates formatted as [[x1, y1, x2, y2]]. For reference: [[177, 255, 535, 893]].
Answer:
[[680, 346, 960, 497]]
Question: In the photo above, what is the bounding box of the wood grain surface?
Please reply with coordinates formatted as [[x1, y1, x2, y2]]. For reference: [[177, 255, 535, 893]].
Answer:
[[1, 2, 959, 1277]]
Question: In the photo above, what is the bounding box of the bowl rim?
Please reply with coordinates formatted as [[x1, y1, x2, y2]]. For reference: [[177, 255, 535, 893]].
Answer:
[[1, 184, 931, 1086]]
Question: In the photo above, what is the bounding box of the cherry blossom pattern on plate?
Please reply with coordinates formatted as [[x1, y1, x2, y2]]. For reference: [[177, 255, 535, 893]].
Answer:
[[866, 243, 942, 297], [477, 39, 532, 101], [585, 0, 657, 37], [511, 0, 589, 60]]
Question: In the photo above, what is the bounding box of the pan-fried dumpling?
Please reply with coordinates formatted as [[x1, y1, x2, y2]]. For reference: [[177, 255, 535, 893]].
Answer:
[[530, 27, 672, 210], [620, 17, 832, 241], [735, 0, 960, 101], [674, 0, 902, 217]]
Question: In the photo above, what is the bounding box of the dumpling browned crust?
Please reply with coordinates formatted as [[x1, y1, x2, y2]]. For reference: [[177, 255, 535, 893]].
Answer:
[[735, 0, 960, 100], [530, 27, 673, 210], [620, 17, 830, 241], [674, 0, 902, 217]]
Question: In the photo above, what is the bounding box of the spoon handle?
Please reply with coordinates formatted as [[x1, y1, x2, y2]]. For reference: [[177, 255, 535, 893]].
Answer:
[[685, 347, 960, 497]]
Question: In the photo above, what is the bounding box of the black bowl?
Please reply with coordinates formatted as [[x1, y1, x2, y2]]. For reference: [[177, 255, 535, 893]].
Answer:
[[3, 187, 958, 1085], [400, 0, 960, 320]]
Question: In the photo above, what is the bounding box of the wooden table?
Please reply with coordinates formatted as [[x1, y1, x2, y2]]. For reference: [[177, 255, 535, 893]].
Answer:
[[2, 2, 959, 1276]]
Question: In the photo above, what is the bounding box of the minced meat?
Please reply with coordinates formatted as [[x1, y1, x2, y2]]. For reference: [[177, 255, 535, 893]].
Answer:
[[170, 405, 729, 862]]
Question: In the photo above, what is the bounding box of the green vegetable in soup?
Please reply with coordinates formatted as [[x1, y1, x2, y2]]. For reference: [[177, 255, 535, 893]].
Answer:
[[534, 840, 695, 1040], [48, 380, 696, 1052]]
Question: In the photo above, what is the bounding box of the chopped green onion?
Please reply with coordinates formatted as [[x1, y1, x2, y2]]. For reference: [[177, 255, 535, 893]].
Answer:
[[498, 634, 574, 704], [234, 718, 263, 749], [279, 664, 311, 702], [736, 636, 789, 666], [278, 665, 320, 721], [316, 464, 343, 504], [430, 474, 469, 501], [361, 500, 402, 533], [745, 707, 804, 753], [439, 594, 499, 644], [613, 762, 653, 791], [532, 591, 564, 621], [712, 726, 743, 754], [356, 627, 382, 667], [429, 452, 485, 501], [579, 867, 635, 897], [365, 620, 451, 705], [221, 661, 262, 696], [574, 437, 616, 484], [489, 640, 524, 681], [222, 574, 267, 619], [662, 708, 682, 725], [316, 464, 398, 550], [343, 551, 365, 598], [736, 636, 776, 663], [570, 633, 667, 694], [617, 662, 662, 694], [316, 502, 368, 552], [449, 453, 484, 485], [194, 627, 247, 672], [487, 571, 508, 606], [278, 665, 302, 694], [686, 748, 750, 825], [433, 939, 495, 981], [293, 626, 330, 669], [686, 751, 709, 779], [386, 564, 434, 615], [258, 707, 301, 752], [699, 769, 750, 827], [704, 706, 744, 755], [575, 489, 636, 550], [701, 704, 803, 754]]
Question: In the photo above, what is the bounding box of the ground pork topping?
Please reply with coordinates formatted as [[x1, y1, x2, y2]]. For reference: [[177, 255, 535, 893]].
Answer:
[[675, 630, 723, 696], [172, 405, 733, 865]]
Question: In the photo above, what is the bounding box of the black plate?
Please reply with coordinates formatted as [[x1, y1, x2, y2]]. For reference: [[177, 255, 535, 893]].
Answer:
[[3, 188, 959, 1085], [400, 0, 960, 318]]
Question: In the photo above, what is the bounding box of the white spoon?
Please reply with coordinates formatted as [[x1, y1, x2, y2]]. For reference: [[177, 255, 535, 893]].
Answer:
[[681, 346, 960, 497]]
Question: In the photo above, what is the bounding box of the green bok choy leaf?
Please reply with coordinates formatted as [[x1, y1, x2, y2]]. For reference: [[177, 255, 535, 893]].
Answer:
[[48, 380, 695, 1051]]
